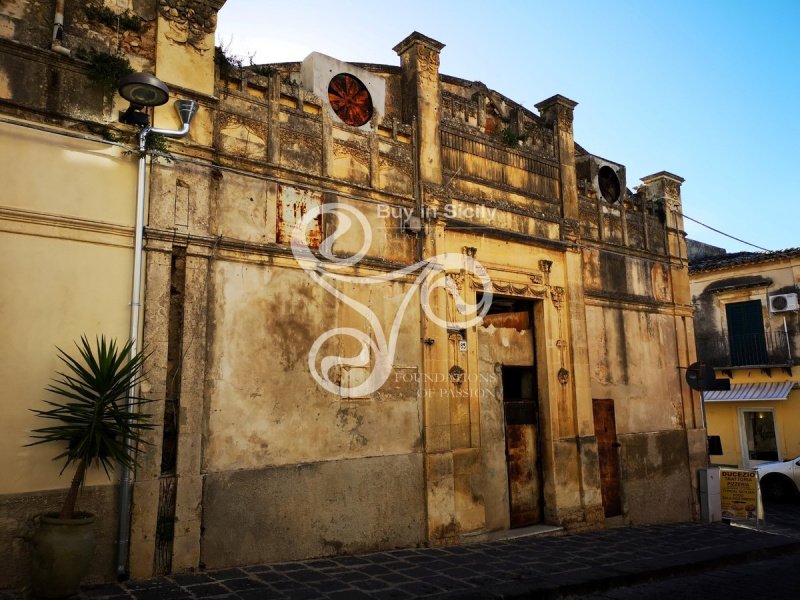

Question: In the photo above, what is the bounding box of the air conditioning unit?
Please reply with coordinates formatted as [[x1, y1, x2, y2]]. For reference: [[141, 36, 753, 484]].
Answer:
[[769, 293, 799, 313]]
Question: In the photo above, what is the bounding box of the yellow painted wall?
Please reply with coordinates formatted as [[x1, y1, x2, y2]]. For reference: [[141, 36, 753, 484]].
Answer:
[[0, 122, 137, 494], [707, 369, 800, 468], [0, 123, 137, 223]]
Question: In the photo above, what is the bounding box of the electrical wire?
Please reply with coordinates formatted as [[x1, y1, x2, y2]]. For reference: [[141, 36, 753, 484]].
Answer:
[[676, 211, 772, 253]]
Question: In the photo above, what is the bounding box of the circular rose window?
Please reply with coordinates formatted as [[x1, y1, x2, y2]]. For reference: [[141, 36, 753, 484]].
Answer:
[[328, 73, 373, 127]]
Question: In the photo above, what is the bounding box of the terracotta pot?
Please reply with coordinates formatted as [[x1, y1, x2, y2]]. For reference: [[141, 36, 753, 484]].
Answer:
[[30, 513, 95, 599]]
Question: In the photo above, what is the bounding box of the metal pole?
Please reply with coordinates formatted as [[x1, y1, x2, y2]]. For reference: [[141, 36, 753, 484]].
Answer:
[[116, 128, 149, 579]]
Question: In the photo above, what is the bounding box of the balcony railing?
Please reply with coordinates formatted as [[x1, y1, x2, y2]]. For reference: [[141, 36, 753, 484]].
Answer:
[[695, 331, 793, 367]]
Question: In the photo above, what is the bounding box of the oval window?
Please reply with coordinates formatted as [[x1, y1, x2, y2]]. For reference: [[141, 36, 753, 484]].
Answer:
[[598, 166, 621, 203], [328, 73, 373, 127]]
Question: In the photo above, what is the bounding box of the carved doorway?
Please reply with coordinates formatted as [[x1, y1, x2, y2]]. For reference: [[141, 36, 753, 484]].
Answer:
[[478, 296, 544, 530]]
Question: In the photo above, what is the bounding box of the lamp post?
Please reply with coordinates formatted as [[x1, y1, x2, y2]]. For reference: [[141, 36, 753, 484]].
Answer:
[[115, 73, 198, 579]]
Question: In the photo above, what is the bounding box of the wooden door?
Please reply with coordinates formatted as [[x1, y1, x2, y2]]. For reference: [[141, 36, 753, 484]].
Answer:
[[592, 398, 622, 517], [503, 367, 543, 527]]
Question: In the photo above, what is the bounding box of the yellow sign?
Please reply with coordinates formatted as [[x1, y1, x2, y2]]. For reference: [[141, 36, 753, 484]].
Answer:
[[720, 468, 759, 520]]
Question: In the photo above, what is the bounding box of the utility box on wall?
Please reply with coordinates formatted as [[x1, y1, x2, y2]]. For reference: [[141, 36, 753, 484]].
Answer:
[[698, 467, 722, 523]]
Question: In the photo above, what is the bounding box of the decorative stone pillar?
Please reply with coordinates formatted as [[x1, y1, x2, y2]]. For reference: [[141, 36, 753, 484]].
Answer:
[[640, 172, 686, 263], [535, 94, 579, 233], [536, 94, 604, 529], [394, 32, 463, 545], [129, 245, 172, 579], [393, 32, 445, 185], [640, 171, 702, 519]]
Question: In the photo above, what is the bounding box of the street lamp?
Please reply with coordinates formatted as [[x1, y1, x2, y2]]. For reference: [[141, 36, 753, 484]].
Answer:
[[117, 72, 170, 126], [115, 72, 198, 580]]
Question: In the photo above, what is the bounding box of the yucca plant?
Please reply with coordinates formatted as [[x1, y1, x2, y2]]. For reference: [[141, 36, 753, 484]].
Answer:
[[28, 335, 153, 519]]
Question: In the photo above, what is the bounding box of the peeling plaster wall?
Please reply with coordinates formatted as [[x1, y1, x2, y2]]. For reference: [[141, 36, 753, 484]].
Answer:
[[198, 258, 425, 561], [201, 454, 425, 567], [618, 430, 694, 523], [587, 307, 685, 431], [583, 240, 698, 523], [203, 262, 423, 472]]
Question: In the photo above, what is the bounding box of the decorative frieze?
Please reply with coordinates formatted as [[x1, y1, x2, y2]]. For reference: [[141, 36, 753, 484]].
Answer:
[[333, 141, 370, 169], [280, 127, 322, 162], [441, 128, 557, 169]]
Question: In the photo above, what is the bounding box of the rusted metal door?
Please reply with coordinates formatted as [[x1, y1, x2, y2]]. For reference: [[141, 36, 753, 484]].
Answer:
[[503, 367, 543, 527], [592, 398, 622, 517]]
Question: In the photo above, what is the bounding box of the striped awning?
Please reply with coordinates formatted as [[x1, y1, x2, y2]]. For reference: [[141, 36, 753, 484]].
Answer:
[[704, 381, 794, 402]]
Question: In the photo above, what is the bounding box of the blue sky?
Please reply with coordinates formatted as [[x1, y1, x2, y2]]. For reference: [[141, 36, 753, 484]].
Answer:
[[217, 0, 799, 253]]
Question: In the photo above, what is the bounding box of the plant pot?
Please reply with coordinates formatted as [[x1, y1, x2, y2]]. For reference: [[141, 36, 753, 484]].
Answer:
[[30, 512, 96, 599]]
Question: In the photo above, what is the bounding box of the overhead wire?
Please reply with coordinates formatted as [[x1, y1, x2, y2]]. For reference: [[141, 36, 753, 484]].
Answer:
[[676, 211, 772, 253]]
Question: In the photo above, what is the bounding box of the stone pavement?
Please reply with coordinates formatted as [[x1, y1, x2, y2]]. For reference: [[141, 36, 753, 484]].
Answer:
[[578, 551, 800, 599], [3, 517, 799, 600]]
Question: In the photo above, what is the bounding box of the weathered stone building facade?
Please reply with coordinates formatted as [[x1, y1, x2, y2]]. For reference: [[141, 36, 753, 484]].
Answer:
[[0, 1, 704, 587], [689, 244, 800, 472]]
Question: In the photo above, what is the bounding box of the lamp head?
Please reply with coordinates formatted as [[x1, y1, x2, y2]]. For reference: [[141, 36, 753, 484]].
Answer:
[[117, 72, 170, 107]]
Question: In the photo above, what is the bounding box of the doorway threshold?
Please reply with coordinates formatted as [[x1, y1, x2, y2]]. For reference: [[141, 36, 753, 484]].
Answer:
[[484, 524, 564, 542]]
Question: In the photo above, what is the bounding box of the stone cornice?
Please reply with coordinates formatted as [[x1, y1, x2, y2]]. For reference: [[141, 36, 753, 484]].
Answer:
[[393, 32, 446, 55], [640, 171, 685, 184], [444, 218, 567, 251]]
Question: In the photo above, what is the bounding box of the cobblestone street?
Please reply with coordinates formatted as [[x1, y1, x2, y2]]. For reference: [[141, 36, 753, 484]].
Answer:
[[4, 511, 799, 600]]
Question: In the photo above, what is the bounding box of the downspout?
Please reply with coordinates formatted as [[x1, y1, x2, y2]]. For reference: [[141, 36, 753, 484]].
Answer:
[[52, 0, 71, 56], [116, 102, 197, 579]]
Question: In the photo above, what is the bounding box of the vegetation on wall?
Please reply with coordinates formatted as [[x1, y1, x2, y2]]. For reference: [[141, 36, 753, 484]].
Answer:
[[75, 48, 134, 93], [85, 5, 144, 32], [123, 132, 175, 163], [215, 43, 278, 87], [144, 132, 174, 162], [87, 122, 123, 143], [499, 127, 528, 147], [249, 62, 278, 78], [215, 44, 242, 93]]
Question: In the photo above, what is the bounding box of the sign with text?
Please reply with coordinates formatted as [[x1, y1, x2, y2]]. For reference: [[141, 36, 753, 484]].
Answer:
[[719, 468, 760, 520]]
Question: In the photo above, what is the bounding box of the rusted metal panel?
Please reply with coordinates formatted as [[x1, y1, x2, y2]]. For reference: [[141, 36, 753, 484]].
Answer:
[[592, 398, 622, 517], [277, 185, 322, 248], [481, 311, 530, 331], [503, 363, 543, 527], [505, 420, 542, 527]]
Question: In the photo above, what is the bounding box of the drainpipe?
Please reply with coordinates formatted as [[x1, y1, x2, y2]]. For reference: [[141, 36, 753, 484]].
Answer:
[[116, 100, 198, 580], [52, 0, 71, 56]]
